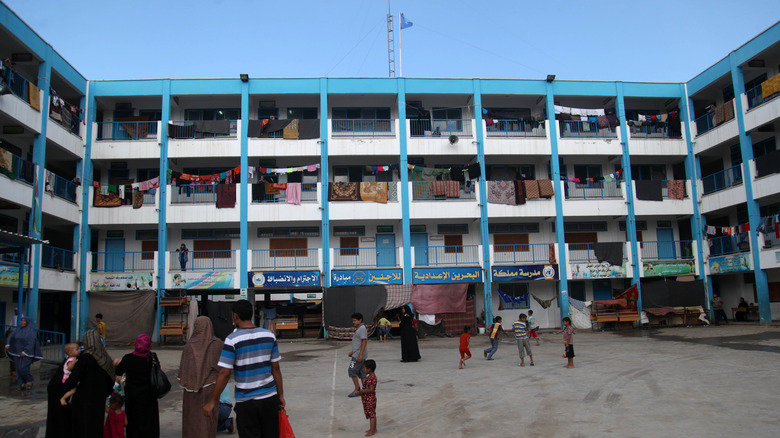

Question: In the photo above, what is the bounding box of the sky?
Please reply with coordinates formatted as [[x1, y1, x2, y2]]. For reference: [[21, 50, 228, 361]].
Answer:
[[5, 0, 779, 83]]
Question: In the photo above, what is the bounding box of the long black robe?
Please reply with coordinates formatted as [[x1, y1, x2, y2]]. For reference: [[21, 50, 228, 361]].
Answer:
[[63, 353, 114, 438], [399, 314, 421, 362], [116, 353, 160, 438], [46, 359, 72, 438]]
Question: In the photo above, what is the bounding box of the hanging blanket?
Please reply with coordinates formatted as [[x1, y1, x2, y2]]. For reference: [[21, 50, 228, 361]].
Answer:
[[755, 149, 780, 177], [193, 120, 230, 135], [359, 182, 387, 204], [411, 284, 467, 314], [283, 119, 300, 139], [635, 180, 663, 201], [328, 182, 360, 201], [118, 116, 150, 139], [594, 242, 624, 266], [487, 181, 516, 205], [297, 119, 320, 139], [265, 183, 280, 195], [216, 183, 236, 208], [0, 149, 14, 178], [384, 284, 413, 310], [524, 180, 540, 199], [132, 191, 144, 209], [27, 82, 40, 111], [549, 243, 557, 264], [761, 73, 780, 99], [513, 180, 526, 205], [666, 180, 686, 200], [285, 182, 302, 205], [168, 123, 195, 138], [538, 179, 555, 198], [93, 190, 122, 207], [442, 180, 460, 198], [412, 182, 432, 200]]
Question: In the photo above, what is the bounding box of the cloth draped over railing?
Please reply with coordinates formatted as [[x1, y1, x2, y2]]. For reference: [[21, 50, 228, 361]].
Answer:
[[245, 119, 320, 139], [327, 182, 388, 203], [487, 180, 554, 205], [761, 73, 780, 99]]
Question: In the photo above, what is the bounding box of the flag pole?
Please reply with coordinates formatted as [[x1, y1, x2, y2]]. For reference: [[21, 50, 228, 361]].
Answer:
[[399, 12, 403, 77]]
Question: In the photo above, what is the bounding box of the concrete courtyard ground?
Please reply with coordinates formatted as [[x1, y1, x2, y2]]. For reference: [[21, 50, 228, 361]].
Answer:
[[2, 324, 780, 437]]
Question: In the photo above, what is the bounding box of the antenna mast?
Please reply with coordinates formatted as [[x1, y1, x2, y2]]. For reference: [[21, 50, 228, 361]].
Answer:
[[386, 0, 396, 77]]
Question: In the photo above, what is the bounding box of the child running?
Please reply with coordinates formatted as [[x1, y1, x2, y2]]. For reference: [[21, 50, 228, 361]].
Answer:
[[458, 326, 472, 369], [357, 359, 378, 437], [103, 392, 127, 438], [483, 316, 506, 360], [61, 342, 80, 383], [528, 309, 540, 346], [562, 316, 575, 368], [512, 313, 534, 367]]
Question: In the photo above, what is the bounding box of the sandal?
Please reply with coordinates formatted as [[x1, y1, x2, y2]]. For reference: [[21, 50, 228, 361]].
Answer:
[[348, 391, 360, 398]]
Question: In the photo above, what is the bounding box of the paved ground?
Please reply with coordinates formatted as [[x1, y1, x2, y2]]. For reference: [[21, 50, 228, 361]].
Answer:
[[2, 324, 780, 437]]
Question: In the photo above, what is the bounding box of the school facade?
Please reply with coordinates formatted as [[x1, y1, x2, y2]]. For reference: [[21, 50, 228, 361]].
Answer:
[[1, 3, 779, 340]]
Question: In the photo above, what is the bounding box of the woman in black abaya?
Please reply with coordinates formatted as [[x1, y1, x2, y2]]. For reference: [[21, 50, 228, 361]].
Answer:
[[399, 305, 421, 362]]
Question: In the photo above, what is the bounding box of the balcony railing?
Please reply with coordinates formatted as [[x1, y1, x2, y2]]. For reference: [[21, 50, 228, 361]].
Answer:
[[41, 245, 75, 271], [492, 243, 553, 264], [694, 112, 715, 135], [332, 247, 399, 268], [708, 234, 750, 257], [96, 121, 158, 140], [171, 184, 218, 204], [629, 122, 680, 139], [169, 250, 236, 271], [251, 249, 319, 269], [92, 251, 155, 272], [410, 119, 473, 137], [702, 165, 742, 195], [485, 120, 546, 138], [411, 182, 476, 200], [169, 120, 238, 139], [331, 119, 394, 137], [560, 120, 617, 138], [51, 173, 79, 203], [49, 96, 82, 137], [641, 240, 694, 260], [565, 181, 622, 199], [416, 245, 480, 266], [253, 183, 318, 203], [143, 191, 156, 205], [0, 65, 30, 103], [2, 154, 35, 185], [568, 243, 628, 263]]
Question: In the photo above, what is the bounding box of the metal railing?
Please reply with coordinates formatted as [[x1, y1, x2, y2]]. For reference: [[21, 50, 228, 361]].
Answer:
[[0, 66, 30, 102], [169, 249, 236, 271], [169, 120, 238, 139], [661, 180, 687, 198], [568, 243, 628, 263], [251, 248, 319, 269], [0, 324, 65, 364], [411, 182, 477, 200], [91, 251, 155, 272], [41, 245, 75, 271], [641, 240, 694, 260], [52, 173, 79, 203], [485, 120, 546, 137], [5, 154, 35, 185], [702, 165, 742, 195], [709, 234, 750, 257], [331, 119, 395, 137], [565, 181, 622, 199], [560, 120, 617, 138], [332, 247, 399, 268], [49, 96, 82, 137], [96, 121, 158, 140], [410, 119, 473, 137], [143, 191, 156, 205], [492, 243, 553, 264], [171, 184, 217, 204], [694, 112, 715, 135], [253, 182, 318, 203], [746, 84, 765, 109], [420, 245, 480, 266], [629, 122, 680, 139]]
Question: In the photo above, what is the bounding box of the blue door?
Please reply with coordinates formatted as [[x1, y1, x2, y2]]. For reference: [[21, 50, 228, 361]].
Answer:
[[411, 233, 428, 266], [105, 239, 125, 272], [656, 228, 676, 259], [593, 280, 612, 301], [375, 234, 396, 267]]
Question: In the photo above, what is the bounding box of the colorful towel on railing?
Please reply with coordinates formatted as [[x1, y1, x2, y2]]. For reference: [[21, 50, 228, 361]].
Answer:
[[283, 119, 299, 139], [328, 182, 360, 201], [264, 183, 280, 195], [431, 181, 459, 198], [359, 182, 387, 203], [524, 180, 540, 199], [487, 181, 516, 205], [132, 191, 144, 209], [761, 73, 780, 99], [538, 179, 555, 198], [285, 182, 302, 205], [635, 180, 663, 201], [412, 182, 432, 200], [27, 81, 40, 112], [118, 116, 151, 138], [756, 149, 780, 177], [667, 180, 686, 200], [0, 149, 14, 178], [513, 180, 526, 204], [216, 183, 236, 208]]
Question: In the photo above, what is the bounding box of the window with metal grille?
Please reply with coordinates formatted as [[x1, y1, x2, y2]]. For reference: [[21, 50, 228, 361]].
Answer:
[[269, 238, 308, 257], [437, 224, 468, 235], [340, 237, 359, 256], [193, 240, 232, 259], [618, 221, 647, 231], [444, 235, 463, 253], [493, 234, 529, 253], [559, 222, 608, 232], [141, 241, 156, 260], [135, 230, 159, 240]]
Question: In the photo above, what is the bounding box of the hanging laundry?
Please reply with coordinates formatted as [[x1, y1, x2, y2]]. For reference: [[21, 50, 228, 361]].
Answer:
[[216, 183, 236, 208], [285, 182, 302, 205]]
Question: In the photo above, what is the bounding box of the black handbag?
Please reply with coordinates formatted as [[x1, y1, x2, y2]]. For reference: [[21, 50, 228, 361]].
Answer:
[[150, 352, 171, 399]]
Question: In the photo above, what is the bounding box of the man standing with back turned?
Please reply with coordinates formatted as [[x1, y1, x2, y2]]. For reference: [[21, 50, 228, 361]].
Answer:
[[203, 300, 285, 437]]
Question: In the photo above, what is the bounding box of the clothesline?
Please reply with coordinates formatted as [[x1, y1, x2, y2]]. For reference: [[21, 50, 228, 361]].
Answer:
[[704, 223, 751, 236]]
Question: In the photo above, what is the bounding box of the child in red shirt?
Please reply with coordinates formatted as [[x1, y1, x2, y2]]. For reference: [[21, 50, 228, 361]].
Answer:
[[459, 326, 472, 369], [357, 359, 378, 437]]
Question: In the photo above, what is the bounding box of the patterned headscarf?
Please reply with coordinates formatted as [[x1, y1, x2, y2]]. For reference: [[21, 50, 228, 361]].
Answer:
[[132, 334, 151, 358], [82, 328, 115, 379]]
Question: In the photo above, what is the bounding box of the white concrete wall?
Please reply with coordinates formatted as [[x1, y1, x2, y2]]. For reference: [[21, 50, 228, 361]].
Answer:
[[633, 180, 694, 216], [0, 93, 41, 134], [38, 268, 79, 292], [487, 198, 556, 218], [88, 187, 159, 225], [42, 193, 81, 224], [693, 113, 739, 155], [166, 185, 241, 223], [627, 137, 687, 156], [92, 137, 160, 160], [328, 197, 402, 221], [742, 93, 780, 131], [168, 138, 240, 159], [698, 183, 747, 214], [248, 138, 320, 157], [46, 119, 83, 156], [0, 177, 33, 209], [750, 159, 780, 200]]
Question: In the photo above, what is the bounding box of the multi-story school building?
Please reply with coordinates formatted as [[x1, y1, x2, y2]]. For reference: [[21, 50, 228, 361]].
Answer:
[[1, 3, 779, 341]]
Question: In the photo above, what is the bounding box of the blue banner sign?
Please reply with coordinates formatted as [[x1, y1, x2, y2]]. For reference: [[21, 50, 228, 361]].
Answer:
[[331, 269, 403, 286], [412, 267, 483, 284], [248, 271, 321, 288], [492, 265, 558, 281]]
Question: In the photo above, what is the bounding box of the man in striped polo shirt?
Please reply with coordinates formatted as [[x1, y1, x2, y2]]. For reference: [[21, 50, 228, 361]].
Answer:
[[203, 300, 285, 437]]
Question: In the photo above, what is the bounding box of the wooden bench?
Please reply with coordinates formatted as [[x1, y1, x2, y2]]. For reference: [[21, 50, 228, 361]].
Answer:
[[159, 323, 188, 336], [303, 315, 322, 337], [618, 311, 640, 322], [275, 316, 299, 337]]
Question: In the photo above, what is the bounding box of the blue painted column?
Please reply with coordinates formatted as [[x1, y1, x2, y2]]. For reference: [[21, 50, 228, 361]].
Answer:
[[615, 83, 642, 312], [155, 81, 171, 341], [78, 86, 96, 337], [398, 79, 412, 283], [545, 83, 570, 323], [472, 80, 493, 326], [240, 80, 249, 291], [679, 86, 710, 298], [319, 78, 330, 287], [729, 54, 770, 323], [27, 55, 52, 325]]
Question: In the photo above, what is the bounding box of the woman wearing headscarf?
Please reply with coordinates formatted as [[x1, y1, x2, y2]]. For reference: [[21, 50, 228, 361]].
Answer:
[[46, 345, 73, 438], [399, 305, 421, 362], [177, 316, 224, 438], [4, 316, 43, 391], [62, 329, 115, 437], [115, 334, 160, 438]]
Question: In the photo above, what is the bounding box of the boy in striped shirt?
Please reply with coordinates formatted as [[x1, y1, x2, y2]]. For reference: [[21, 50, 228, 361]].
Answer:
[[512, 313, 534, 367], [203, 300, 285, 437]]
